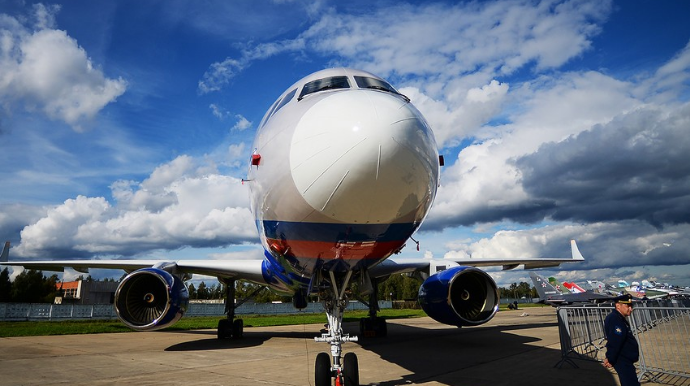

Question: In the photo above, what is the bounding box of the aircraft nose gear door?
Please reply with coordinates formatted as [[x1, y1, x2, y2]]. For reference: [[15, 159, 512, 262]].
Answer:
[[314, 271, 360, 386]]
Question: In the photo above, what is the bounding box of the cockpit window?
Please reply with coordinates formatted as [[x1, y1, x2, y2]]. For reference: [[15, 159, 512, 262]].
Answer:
[[354, 76, 396, 93], [259, 97, 281, 128], [273, 88, 296, 115], [298, 76, 350, 100], [355, 76, 410, 102]]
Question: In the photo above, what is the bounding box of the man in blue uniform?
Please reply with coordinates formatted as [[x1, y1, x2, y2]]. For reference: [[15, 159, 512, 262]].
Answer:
[[603, 294, 640, 386]]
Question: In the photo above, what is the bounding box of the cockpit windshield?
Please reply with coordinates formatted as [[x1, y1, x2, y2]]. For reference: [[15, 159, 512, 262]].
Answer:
[[355, 76, 410, 102], [354, 76, 396, 93], [298, 76, 350, 100]]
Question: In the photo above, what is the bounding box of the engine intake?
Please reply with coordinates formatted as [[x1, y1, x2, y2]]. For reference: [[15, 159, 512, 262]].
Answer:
[[114, 268, 189, 331], [418, 266, 499, 327]]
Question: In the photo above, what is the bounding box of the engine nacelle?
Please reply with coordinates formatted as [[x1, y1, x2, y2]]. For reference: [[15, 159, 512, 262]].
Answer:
[[418, 266, 499, 327], [114, 268, 189, 331]]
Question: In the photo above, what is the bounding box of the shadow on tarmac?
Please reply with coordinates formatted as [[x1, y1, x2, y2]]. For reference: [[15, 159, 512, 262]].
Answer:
[[353, 320, 618, 386], [165, 317, 619, 386]]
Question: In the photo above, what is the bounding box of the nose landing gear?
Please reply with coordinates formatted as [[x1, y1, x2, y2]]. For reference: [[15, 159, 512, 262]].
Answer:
[[314, 271, 360, 386]]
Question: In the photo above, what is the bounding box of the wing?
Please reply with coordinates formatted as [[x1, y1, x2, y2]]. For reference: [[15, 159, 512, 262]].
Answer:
[[0, 242, 265, 284], [373, 239, 585, 279]]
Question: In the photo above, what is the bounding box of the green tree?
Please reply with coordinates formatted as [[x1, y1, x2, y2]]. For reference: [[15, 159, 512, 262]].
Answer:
[[376, 274, 422, 301], [197, 281, 209, 299], [11, 269, 59, 303], [187, 283, 197, 299]]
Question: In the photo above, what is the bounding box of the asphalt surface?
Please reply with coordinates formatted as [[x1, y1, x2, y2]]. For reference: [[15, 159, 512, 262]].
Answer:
[[0, 306, 668, 385]]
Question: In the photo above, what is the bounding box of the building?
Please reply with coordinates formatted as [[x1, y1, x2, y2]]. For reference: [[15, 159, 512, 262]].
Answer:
[[54, 280, 119, 305]]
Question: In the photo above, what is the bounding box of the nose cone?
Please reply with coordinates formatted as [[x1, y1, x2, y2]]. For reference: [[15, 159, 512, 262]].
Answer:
[[290, 91, 439, 224]]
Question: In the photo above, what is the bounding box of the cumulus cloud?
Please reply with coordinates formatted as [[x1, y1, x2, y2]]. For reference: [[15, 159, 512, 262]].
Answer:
[[14, 156, 256, 258], [444, 221, 690, 287], [198, 39, 305, 94], [301, 1, 610, 82], [424, 68, 667, 230], [231, 115, 252, 131], [198, 0, 611, 147], [0, 4, 126, 130], [516, 104, 690, 227]]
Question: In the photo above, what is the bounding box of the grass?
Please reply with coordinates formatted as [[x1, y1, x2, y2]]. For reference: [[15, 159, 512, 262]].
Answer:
[[0, 309, 427, 337], [0, 303, 546, 337]]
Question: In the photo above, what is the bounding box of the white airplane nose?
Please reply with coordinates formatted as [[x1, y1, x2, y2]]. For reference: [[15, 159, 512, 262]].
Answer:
[[290, 91, 438, 224]]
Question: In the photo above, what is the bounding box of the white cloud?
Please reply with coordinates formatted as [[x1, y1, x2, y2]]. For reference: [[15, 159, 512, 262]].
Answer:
[[198, 0, 612, 148], [15, 156, 256, 258], [443, 221, 690, 269], [403, 80, 509, 148], [209, 103, 228, 119], [425, 69, 645, 229], [231, 114, 252, 131], [198, 39, 305, 94], [0, 5, 126, 130]]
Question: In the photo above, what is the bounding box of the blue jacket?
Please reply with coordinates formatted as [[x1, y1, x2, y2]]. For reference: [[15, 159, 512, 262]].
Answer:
[[605, 309, 639, 365]]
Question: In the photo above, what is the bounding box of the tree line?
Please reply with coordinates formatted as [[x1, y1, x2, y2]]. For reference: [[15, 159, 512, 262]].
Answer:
[[1, 267, 538, 304], [0, 268, 117, 303]]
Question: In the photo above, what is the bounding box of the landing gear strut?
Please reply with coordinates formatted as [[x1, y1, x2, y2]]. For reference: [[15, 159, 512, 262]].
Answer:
[[217, 278, 263, 339], [314, 271, 360, 386], [359, 277, 387, 338]]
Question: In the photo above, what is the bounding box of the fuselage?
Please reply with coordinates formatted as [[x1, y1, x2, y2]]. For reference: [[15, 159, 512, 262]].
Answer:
[[246, 68, 439, 290]]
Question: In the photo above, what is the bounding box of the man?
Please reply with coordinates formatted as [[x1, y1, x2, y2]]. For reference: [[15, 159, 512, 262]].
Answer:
[[603, 294, 640, 386]]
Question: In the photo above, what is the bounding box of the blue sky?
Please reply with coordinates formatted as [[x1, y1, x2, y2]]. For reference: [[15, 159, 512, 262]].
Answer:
[[1, 0, 690, 288]]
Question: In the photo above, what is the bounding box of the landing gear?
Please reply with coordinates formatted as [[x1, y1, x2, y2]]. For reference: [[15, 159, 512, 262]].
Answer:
[[359, 277, 387, 338], [217, 278, 250, 339], [314, 352, 331, 386], [314, 270, 360, 386], [343, 352, 359, 386]]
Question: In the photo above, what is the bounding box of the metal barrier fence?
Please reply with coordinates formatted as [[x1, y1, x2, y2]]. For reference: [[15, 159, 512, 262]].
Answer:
[[0, 301, 392, 322], [557, 299, 690, 384]]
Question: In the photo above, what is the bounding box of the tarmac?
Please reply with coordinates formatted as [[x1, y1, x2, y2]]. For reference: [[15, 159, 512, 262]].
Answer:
[[0, 306, 670, 386]]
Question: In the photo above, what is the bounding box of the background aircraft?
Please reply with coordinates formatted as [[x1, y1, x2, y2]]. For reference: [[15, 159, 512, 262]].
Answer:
[[2, 68, 583, 386], [617, 280, 670, 299], [530, 270, 608, 305]]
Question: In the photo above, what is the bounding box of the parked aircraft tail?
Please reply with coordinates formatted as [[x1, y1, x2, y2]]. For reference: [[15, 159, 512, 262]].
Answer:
[[563, 281, 586, 293], [530, 272, 563, 299], [1, 241, 9, 263], [548, 277, 570, 294]]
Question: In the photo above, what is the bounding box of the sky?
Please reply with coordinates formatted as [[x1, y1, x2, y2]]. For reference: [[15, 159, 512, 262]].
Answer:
[[1, 0, 690, 289]]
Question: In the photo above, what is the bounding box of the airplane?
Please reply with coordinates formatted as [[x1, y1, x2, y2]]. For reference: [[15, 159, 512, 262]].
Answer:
[[640, 280, 680, 296], [618, 281, 669, 299], [530, 271, 608, 305], [1, 68, 584, 386], [562, 281, 586, 293], [587, 279, 620, 296], [547, 276, 571, 293], [549, 274, 587, 294]]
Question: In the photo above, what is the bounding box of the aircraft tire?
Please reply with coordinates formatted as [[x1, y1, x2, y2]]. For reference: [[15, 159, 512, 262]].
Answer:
[[217, 319, 230, 339], [315, 352, 331, 386], [376, 318, 387, 337], [232, 319, 244, 339], [343, 352, 359, 386]]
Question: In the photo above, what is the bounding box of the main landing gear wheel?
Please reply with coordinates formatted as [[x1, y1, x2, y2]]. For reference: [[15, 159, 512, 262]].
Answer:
[[232, 318, 243, 338], [217, 319, 230, 339], [314, 352, 360, 386], [343, 352, 359, 386], [315, 352, 331, 386], [217, 319, 243, 339]]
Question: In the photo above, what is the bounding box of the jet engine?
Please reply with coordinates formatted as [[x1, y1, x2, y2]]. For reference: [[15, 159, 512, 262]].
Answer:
[[114, 268, 189, 331], [418, 266, 499, 327]]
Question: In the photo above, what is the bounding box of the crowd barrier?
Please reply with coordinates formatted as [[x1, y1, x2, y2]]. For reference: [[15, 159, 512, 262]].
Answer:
[[556, 298, 690, 384], [0, 301, 392, 322]]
